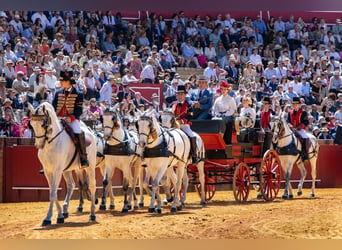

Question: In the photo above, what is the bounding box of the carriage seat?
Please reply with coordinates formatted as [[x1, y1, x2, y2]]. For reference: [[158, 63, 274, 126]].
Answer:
[[60, 119, 92, 147]]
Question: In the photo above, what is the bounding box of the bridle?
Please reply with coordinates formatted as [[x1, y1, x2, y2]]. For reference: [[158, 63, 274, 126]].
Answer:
[[138, 115, 159, 144], [103, 110, 128, 143], [272, 117, 293, 142], [31, 108, 64, 145]]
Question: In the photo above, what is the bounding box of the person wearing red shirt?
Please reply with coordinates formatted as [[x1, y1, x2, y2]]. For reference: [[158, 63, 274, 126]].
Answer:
[[260, 96, 275, 155], [52, 69, 89, 168], [287, 97, 310, 161], [171, 85, 198, 163]]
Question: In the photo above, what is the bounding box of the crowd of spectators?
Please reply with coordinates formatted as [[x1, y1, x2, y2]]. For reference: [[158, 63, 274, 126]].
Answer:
[[0, 10, 342, 140]]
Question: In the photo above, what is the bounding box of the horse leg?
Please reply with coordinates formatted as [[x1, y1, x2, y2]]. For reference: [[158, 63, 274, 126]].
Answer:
[[42, 171, 63, 226], [282, 161, 294, 199], [171, 164, 185, 212], [138, 167, 145, 208], [77, 178, 84, 213], [309, 156, 317, 198], [86, 163, 97, 221], [197, 161, 206, 205], [148, 165, 166, 213], [162, 171, 173, 205], [296, 160, 307, 196], [155, 186, 162, 214], [62, 171, 75, 219], [181, 168, 189, 206], [100, 166, 109, 211], [121, 167, 131, 213]]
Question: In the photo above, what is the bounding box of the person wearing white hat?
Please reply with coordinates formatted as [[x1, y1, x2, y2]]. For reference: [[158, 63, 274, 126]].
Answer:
[[45, 68, 57, 95], [9, 14, 23, 34], [12, 71, 30, 93], [28, 66, 41, 92], [332, 19, 342, 45], [329, 71, 342, 94]]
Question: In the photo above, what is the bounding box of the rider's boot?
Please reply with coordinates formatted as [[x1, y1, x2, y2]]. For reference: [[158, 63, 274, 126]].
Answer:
[[76, 132, 89, 168]]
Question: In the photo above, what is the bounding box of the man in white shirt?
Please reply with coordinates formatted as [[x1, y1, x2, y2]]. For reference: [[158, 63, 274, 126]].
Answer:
[[291, 76, 303, 96], [249, 48, 262, 65], [31, 11, 51, 30], [329, 71, 342, 93], [100, 75, 118, 105], [334, 104, 342, 124], [224, 14, 235, 29], [50, 12, 65, 27], [45, 68, 57, 95], [9, 15, 23, 34], [159, 43, 176, 67], [140, 58, 155, 83], [203, 61, 217, 81]]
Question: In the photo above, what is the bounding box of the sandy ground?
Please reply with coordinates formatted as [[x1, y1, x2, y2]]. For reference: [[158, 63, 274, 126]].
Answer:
[[0, 188, 341, 239]]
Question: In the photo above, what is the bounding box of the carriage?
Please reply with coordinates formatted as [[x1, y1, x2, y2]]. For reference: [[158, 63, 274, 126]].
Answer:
[[185, 119, 282, 203]]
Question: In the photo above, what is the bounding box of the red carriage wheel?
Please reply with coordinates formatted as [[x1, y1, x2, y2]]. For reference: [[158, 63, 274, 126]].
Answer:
[[233, 162, 251, 203], [195, 173, 217, 201], [260, 150, 281, 201]]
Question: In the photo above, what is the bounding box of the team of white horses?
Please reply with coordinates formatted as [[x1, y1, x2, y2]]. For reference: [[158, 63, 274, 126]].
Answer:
[[28, 102, 319, 226]]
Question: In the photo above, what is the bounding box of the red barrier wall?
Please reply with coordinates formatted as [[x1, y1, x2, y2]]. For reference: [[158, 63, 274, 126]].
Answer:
[[1, 138, 123, 203], [1, 138, 342, 202]]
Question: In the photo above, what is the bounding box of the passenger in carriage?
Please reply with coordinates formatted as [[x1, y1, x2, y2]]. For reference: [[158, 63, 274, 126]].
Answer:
[[191, 75, 213, 120], [260, 96, 275, 155], [171, 85, 199, 163], [211, 81, 237, 144], [52, 69, 89, 168], [287, 96, 310, 161], [235, 96, 256, 135]]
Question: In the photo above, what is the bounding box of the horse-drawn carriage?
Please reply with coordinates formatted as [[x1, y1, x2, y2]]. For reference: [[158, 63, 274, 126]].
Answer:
[[186, 119, 282, 203]]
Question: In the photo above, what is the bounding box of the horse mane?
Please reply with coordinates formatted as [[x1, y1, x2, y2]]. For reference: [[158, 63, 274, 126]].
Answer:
[[162, 109, 180, 129]]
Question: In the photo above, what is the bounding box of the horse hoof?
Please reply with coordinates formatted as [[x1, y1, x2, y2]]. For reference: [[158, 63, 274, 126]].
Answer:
[[148, 207, 155, 213], [127, 205, 132, 210], [200, 201, 206, 206], [121, 208, 129, 213], [134, 205, 139, 210], [62, 213, 69, 219], [167, 197, 174, 203], [139, 203, 144, 208], [256, 194, 263, 199], [310, 193, 315, 198], [177, 205, 183, 211], [77, 207, 83, 213], [289, 194, 294, 199], [170, 207, 177, 213], [99, 204, 106, 211], [163, 200, 168, 205], [42, 220, 51, 226], [95, 198, 98, 205], [282, 195, 288, 200], [57, 217, 64, 224], [109, 205, 115, 210], [297, 191, 303, 196], [89, 215, 96, 221], [156, 208, 162, 214]]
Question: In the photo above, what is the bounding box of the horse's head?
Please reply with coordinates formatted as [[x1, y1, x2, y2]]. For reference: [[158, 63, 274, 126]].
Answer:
[[161, 109, 178, 129], [103, 109, 120, 141], [29, 103, 53, 149], [271, 111, 285, 144], [137, 111, 156, 148]]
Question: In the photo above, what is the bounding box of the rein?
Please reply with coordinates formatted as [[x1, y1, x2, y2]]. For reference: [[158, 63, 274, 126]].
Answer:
[[31, 114, 64, 145]]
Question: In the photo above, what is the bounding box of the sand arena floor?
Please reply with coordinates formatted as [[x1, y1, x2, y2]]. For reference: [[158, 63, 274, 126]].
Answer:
[[0, 188, 341, 239]]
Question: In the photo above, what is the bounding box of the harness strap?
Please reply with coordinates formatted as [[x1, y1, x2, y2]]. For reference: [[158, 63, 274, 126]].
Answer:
[[63, 148, 78, 171]]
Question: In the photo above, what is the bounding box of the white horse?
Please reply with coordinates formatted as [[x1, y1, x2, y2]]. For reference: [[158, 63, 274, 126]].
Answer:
[[29, 102, 97, 226], [272, 111, 319, 199], [160, 110, 206, 206], [102, 109, 143, 212], [137, 111, 190, 213]]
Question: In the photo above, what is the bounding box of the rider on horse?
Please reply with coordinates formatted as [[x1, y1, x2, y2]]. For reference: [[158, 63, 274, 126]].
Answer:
[[287, 96, 310, 161], [171, 85, 198, 163], [53, 69, 89, 168]]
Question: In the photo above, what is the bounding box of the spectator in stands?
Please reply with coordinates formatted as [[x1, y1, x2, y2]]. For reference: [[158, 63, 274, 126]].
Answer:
[[100, 74, 118, 105], [12, 71, 30, 93], [181, 39, 201, 68], [329, 71, 342, 94]]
